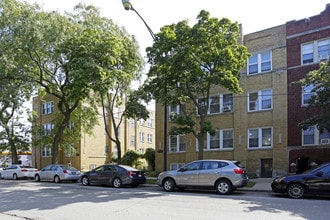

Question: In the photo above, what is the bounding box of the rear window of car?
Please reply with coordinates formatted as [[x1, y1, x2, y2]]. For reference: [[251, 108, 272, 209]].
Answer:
[[60, 165, 78, 171], [234, 161, 244, 168]]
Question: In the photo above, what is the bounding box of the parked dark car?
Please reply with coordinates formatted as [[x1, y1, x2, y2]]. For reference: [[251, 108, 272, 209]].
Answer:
[[271, 162, 330, 199], [35, 164, 81, 183], [80, 164, 146, 188], [157, 159, 249, 195]]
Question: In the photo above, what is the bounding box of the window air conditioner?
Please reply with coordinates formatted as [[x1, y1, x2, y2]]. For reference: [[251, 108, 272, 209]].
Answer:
[[223, 105, 232, 112], [320, 138, 330, 145]]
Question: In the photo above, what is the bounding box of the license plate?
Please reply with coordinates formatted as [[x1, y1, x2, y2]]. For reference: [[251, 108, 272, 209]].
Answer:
[[138, 174, 142, 177], [71, 172, 76, 175]]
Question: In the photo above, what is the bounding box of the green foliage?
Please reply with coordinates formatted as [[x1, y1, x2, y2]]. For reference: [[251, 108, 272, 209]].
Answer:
[[0, 0, 145, 164], [143, 148, 155, 171], [295, 60, 330, 131], [143, 10, 250, 159], [121, 150, 140, 166]]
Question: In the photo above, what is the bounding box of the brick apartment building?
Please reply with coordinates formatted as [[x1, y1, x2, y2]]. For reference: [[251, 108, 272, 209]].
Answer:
[[32, 94, 155, 171], [155, 4, 330, 176]]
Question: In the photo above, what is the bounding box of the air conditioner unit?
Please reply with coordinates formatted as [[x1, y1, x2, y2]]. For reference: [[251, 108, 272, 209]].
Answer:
[[320, 138, 330, 145], [223, 105, 232, 112], [319, 55, 330, 61]]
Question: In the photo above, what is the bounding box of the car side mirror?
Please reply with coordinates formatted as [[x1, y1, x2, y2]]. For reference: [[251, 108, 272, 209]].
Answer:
[[178, 167, 185, 172], [316, 171, 324, 177]]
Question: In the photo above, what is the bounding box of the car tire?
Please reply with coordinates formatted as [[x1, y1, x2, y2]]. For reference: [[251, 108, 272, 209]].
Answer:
[[215, 179, 232, 195], [35, 174, 41, 182], [162, 178, 175, 192], [54, 175, 61, 183], [13, 173, 18, 180], [287, 183, 305, 199], [113, 177, 122, 188], [81, 176, 90, 186]]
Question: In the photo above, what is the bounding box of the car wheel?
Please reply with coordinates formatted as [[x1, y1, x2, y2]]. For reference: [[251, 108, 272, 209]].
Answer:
[[287, 183, 305, 199], [113, 177, 122, 188], [54, 175, 61, 183], [162, 178, 175, 192], [35, 174, 41, 182], [81, 176, 90, 186], [215, 179, 232, 195], [13, 173, 18, 180]]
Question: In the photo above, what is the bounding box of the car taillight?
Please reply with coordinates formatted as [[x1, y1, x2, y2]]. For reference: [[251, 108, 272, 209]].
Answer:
[[63, 170, 68, 174], [21, 169, 28, 172], [128, 171, 135, 177], [234, 168, 245, 174]]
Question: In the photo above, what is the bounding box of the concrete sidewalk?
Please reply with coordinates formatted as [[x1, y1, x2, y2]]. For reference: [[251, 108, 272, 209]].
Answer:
[[240, 178, 273, 192]]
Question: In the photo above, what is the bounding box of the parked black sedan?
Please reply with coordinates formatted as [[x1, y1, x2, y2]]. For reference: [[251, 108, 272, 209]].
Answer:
[[80, 164, 146, 188], [271, 162, 330, 199]]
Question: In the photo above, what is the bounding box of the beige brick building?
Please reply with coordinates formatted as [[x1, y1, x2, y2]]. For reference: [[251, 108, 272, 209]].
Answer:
[[32, 94, 155, 171], [155, 24, 288, 177]]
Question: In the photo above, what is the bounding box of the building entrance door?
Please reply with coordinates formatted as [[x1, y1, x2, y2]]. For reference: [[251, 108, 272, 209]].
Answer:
[[260, 159, 273, 178]]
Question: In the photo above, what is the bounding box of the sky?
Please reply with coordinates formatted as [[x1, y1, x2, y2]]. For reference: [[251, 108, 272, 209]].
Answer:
[[25, 0, 330, 58]]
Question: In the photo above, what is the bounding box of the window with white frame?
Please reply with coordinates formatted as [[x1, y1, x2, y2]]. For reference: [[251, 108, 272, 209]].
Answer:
[[139, 118, 144, 126], [42, 101, 54, 115], [169, 135, 186, 152], [205, 129, 233, 150], [248, 51, 272, 75], [169, 104, 185, 115], [198, 94, 233, 115], [248, 89, 272, 112], [302, 39, 330, 64], [318, 39, 330, 61], [248, 127, 272, 148], [42, 123, 54, 136], [130, 135, 135, 147], [302, 84, 315, 106], [130, 119, 135, 128], [147, 134, 152, 143], [114, 107, 121, 118], [147, 118, 153, 128], [222, 94, 233, 112], [302, 126, 330, 145], [197, 98, 208, 115], [41, 146, 52, 157], [139, 132, 144, 142]]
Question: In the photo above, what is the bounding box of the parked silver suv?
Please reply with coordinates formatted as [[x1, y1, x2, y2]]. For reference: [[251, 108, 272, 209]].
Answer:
[[157, 159, 249, 195]]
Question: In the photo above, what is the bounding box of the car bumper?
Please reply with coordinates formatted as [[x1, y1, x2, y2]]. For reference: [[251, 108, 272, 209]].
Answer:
[[232, 178, 249, 188]]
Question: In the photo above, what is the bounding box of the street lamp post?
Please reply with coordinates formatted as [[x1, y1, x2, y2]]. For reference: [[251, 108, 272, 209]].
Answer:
[[122, 0, 167, 171]]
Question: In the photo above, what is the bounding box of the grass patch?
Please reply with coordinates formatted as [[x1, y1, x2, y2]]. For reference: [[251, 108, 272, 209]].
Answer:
[[246, 181, 256, 188]]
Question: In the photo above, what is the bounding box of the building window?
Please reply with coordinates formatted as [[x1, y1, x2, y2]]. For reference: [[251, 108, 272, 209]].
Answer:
[[130, 135, 135, 147], [318, 39, 330, 61], [302, 127, 330, 145], [248, 89, 272, 112], [302, 84, 315, 106], [147, 134, 152, 143], [248, 127, 272, 148], [139, 132, 144, 142], [42, 101, 54, 115], [197, 94, 233, 115], [42, 123, 54, 136], [169, 135, 186, 152], [114, 107, 121, 118], [147, 118, 153, 128], [139, 118, 144, 126], [302, 39, 330, 64], [41, 147, 52, 157], [170, 163, 185, 170], [248, 51, 272, 75], [205, 129, 233, 150], [130, 120, 135, 129]]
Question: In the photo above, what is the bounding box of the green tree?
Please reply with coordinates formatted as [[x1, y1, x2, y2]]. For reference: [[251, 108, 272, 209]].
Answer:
[[121, 150, 140, 166], [296, 60, 330, 131], [143, 148, 155, 171], [143, 10, 250, 159], [0, 0, 144, 164]]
